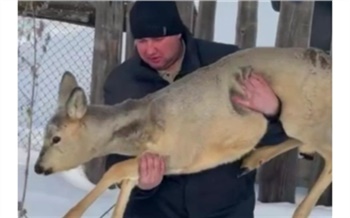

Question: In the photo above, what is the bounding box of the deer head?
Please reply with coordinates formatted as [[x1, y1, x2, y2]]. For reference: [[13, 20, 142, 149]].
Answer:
[[33, 71, 96, 175], [34, 71, 158, 176]]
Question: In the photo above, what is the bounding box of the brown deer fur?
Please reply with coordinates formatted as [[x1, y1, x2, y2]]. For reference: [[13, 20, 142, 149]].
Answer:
[[34, 47, 332, 218]]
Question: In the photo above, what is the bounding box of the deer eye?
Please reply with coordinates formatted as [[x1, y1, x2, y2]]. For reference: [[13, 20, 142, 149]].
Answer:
[[52, 136, 61, 144]]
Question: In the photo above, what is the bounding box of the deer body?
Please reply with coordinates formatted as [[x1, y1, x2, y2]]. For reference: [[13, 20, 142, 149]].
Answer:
[[34, 47, 331, 218]]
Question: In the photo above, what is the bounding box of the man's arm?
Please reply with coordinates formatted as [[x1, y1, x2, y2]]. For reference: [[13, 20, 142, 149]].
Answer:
[[259, 97, 289, 146], [231, 73, 289, 146]]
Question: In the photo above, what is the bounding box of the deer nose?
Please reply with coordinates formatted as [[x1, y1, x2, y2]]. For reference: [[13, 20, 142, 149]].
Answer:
[[34, 164, 53, 175], [34, 164, 44, 174]]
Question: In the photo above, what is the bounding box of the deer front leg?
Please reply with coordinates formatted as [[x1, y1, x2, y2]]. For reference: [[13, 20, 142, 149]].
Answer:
[[63, 158, 139, 218], [111, 179, 137, 218], [238, 138, 301, 177]]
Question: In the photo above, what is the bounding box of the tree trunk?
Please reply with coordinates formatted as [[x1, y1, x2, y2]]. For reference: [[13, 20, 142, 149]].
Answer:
[[83, 1, 125, 185], [258, 1, 314, 203], [194, 1, 216, 41], [235, 0, 258, 49], [176, 1, 195, 32]]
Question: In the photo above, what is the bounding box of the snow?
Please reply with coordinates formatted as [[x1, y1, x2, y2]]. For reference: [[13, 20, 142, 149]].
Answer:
[[18, 148, 118, 217], [17, 1, 332, 218]]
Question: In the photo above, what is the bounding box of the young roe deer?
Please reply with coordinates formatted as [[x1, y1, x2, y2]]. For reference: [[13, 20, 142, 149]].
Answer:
[[34, 46, 331, 218]]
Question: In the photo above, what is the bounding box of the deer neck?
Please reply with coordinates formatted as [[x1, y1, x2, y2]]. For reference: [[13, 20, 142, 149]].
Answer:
[[89, 98, 154, 157]]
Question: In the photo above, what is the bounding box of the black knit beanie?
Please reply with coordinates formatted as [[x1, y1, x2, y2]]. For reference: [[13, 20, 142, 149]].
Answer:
[[129, 1, 186, 39]]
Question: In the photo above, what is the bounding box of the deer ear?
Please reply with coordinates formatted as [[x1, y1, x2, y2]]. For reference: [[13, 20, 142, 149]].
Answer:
[[58, 71, 79, 108], [66, 87, 87, 120]]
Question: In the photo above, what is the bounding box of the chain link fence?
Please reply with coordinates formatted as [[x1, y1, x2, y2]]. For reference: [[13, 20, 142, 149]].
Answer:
[[18, 15, 94, 152]]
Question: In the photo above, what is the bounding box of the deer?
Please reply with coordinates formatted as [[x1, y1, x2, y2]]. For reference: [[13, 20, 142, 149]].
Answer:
[[33, 46, 331, 218]]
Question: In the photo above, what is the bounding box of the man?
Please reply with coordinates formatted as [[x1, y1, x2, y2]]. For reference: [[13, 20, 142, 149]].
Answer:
[[103, 1, 288, 218]]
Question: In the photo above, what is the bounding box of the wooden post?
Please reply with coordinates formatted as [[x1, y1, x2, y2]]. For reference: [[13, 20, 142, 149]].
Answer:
[[125, 1, 135, 59], [274, 2, 314, 47], [176, 1, 195, 32], [235, 0, 258, 49], [257, 1, 314, 203], [192, 6, 197, 34], [194, 0, 216, 41], [83, 1, 125, 185]]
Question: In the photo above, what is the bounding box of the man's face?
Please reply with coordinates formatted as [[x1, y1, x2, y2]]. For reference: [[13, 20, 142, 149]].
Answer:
[[135, 34, 182, 71]]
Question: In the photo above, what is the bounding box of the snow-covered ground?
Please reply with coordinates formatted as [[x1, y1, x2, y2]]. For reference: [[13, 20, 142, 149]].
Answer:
[[16, 1, 333, 217]]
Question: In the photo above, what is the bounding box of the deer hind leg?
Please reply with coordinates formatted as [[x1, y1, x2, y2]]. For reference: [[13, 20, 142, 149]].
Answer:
[[238, 138, 301, 177], [63, 158, 138, 218], [292, 147, 332, 218]]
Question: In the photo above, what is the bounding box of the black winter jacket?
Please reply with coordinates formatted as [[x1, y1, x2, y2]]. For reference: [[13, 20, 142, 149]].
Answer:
[[103, 32, 288, 218]]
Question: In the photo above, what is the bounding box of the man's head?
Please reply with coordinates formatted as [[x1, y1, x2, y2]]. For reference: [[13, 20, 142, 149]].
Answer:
[[129, 1, 187, 71]]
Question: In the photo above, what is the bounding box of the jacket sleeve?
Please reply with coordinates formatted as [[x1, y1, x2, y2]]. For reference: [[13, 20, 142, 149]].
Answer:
[[257, 97, 289, 146], [103, 69, 160, 200]]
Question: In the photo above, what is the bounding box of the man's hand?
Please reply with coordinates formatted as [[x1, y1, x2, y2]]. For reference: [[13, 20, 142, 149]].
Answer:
[[137, 152, 166, 190], [232, 73, 279, 116]]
